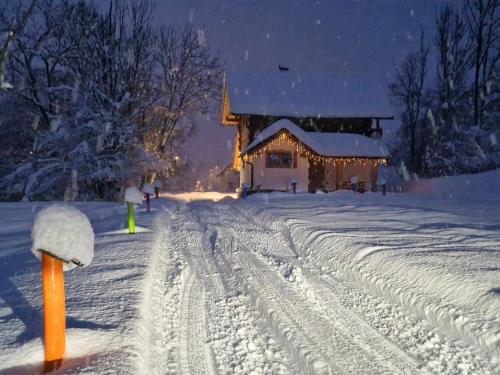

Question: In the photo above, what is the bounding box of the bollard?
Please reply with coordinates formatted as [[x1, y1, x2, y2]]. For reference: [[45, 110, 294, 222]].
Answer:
[[154, 187, 159, 199], [383, 183, 386, 196], [32, 205, 94, 373], [145, 193, 151, 213], [127, 202, 135, 234], [42, 252, 65, 372], [236, 187, 243, 199], [292, 182, 297, 194]]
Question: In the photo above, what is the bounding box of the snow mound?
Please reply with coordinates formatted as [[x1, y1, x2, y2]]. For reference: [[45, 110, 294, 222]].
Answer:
[[125, 186, 143, 204], [31, 205, 94, 271], [143, 183, 154, 195]]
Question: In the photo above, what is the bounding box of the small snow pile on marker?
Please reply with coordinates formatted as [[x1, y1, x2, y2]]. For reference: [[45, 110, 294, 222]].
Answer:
[[32, 205, 94, 271], [142, 183, 154, 195], [154, 180, 162, 188], [125, 186, 143, 205]]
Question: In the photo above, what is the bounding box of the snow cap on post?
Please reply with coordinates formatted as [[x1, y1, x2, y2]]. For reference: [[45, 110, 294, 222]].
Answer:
[[32, 205, 94, 271], [143, 183, 154, 195], [125, 186, 143, 205], [154, 180, 162, 188]]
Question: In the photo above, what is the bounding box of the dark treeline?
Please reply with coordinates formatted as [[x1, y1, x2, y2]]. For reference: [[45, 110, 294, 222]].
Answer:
[[0, 0, 222, 201], [390, 0, 499, 179]]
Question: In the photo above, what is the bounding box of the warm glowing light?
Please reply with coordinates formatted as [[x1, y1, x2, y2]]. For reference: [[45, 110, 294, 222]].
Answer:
[[242, 132, 388, 166]]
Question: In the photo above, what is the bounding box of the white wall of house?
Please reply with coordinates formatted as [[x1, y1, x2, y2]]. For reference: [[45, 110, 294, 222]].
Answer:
[[242, 140, 309, 192], [241, 139, 376, 192]]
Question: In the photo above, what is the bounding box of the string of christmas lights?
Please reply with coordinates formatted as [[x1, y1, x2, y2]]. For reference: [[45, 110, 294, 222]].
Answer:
[[242, 131, 388, 166]]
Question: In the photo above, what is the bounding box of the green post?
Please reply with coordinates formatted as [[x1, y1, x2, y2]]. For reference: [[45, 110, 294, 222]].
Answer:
[[127, 202, 135, 234]]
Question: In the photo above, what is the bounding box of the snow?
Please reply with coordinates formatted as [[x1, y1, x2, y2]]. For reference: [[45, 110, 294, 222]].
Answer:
[[0, 200, 161, 374], [0, 81, 13, 90], [154, 180, 163, 188], [226, 71, 393, 118], [31, 205, 94, 271], [0, 329, 118, 373], [161, 191, 236, 202], [142, 183, 155, 195], [1, 171, 499, 373], [244, 119, 389, 158], [124, 186, 143, 205]]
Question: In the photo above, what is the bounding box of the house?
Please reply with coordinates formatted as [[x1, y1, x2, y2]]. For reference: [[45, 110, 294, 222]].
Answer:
[[220, 70, 392, 193]]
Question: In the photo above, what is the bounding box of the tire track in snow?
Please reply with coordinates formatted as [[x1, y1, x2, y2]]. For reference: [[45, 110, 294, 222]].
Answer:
[[195, 203, 415, 374], [277, 218, 499, 371], [173, 205, 293, 374], [178, 269, 216, 375], [260, 252, 419, 371], [231, 202, 496, 374], [133, 213, 185, 375]]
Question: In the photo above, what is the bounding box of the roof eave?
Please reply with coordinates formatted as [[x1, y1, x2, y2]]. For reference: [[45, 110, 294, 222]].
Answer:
[[242, 129, 389, 159]]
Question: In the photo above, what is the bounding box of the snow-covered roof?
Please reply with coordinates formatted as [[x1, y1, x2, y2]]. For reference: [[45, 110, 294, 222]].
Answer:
[[226, 71, 393, 118], [244, 119, 389, 158]]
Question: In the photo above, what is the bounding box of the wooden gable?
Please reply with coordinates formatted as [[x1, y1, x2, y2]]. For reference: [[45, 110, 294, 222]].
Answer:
[[221, 82, 242, 126]]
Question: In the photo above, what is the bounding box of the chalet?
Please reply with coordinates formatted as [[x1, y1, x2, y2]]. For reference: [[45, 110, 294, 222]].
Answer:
[[221, 70, 392, 193]]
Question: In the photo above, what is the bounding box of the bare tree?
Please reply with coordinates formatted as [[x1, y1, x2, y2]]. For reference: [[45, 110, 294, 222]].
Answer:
[[151, 25, 222, 154], [390, 31, 430, 175], [463, 0, 500, 126], [435, 4, 471, 126]]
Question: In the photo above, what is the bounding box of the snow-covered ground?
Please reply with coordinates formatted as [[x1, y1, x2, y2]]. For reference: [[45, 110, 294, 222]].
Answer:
[[1, 171, 499, 374], [0, 200, 163, 374], [161, 191, 237, 202]]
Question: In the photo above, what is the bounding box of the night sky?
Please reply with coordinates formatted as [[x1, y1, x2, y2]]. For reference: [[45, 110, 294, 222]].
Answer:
[[153, 0, 443, 173]]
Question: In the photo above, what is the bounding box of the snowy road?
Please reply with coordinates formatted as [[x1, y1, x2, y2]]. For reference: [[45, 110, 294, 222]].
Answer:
[[136, 188, 498, 374], [1, 173, 499, 374]]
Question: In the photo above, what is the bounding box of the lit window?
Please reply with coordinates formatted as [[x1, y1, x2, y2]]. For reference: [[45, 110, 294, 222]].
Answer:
[[266, 151, 293, 168]]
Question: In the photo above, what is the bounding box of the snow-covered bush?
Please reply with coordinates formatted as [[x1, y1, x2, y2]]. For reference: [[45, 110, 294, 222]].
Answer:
[[32, 205, 94, 271]]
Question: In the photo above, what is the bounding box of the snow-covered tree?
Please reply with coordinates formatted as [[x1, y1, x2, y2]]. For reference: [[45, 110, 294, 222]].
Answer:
[[0, 0, 37, 90], [0, 0, 221, 201], [424, 4, 480, 176], [0, 0, 85, 200], [69, 0, 158, 199], [391, 0, 500, 177]]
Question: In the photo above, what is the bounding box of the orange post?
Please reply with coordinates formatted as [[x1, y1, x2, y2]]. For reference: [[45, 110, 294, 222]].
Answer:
[[42, 252, 66, 372]]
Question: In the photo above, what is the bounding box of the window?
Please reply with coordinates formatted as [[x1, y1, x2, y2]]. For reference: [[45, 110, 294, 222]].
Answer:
[[266, 151, 295, 168]]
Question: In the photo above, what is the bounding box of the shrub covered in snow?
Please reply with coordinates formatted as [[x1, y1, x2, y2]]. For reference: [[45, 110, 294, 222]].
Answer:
[[31, 205, 94, 271], [124, 186, 143, 205]]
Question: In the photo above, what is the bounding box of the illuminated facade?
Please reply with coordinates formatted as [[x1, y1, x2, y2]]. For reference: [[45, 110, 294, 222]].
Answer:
[[220, 71, 393, 193]]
